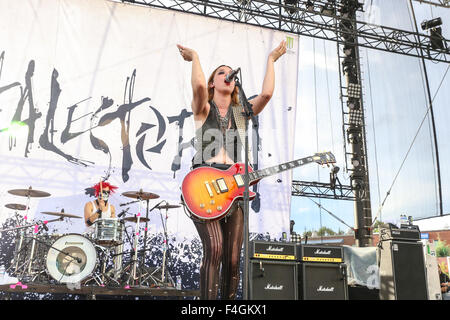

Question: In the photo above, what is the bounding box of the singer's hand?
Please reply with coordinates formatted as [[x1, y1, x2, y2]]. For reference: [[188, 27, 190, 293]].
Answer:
[[177, 44, 197, 62], [269, 40, 287, 62]]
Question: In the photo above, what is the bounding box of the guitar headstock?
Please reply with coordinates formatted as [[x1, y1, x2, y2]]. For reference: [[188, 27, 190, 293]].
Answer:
[[313, 152, 336, 166]]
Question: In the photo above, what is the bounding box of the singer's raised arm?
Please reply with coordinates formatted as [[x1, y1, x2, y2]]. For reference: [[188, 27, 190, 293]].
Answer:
[[177, 44, 209, 117], [248, 40, 287, 116]]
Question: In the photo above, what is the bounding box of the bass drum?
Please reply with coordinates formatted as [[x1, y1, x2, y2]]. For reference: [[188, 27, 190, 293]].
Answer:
[[46, 234, 97, 284]]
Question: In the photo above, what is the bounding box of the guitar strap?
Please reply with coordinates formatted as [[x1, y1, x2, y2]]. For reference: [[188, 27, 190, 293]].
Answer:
[[232, 104, 253, 164]]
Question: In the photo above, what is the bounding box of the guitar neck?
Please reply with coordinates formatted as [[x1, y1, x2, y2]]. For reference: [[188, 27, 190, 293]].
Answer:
[[248, 156, 317, 183]]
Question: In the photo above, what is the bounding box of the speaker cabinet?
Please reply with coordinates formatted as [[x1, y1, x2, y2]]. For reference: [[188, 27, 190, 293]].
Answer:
[[378, 240, 428, 300], [300, 263, 348, 300], [249, 260, 298, 300]]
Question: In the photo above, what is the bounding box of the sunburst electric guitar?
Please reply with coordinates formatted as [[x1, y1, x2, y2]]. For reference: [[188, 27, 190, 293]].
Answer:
[[181, 152, 336, 221]]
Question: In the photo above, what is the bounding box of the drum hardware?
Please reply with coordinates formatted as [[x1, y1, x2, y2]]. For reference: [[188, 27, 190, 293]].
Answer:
[[113, 198, 179, 288], [146, 202, 179, 287], [7, 186, 50, 228], [120, 190, 158, 287], [121, 190, 160, 200], [4, 203, 29, 211], [1, 218, 70, 282], [83, 243, 123, 287], [41, 209, 82, 219], [8, 187, 51, 198], [120, 200, 140, 207], [155, 204, 181, 210], [0, 217, 63, 234], [3, 185, 182, 290], [6, 187, 50, 278], [122, 216, 150, 223]]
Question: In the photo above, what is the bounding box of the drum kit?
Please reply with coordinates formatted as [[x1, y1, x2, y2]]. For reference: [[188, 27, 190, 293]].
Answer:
[[1, 186, 182, 289]]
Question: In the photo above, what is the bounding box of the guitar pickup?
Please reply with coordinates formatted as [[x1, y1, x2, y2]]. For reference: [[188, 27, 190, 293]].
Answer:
[[216, 178, 228, 193], [204, 181, 214, 198], [211, 180, 220, 194], [233, 174, 244, 188]]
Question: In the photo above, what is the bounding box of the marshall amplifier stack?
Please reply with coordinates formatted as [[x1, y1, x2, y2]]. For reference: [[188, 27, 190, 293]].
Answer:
[[249, 241, 348, 300], [299, 244, 348, 300], [249, 241, 299, 300]]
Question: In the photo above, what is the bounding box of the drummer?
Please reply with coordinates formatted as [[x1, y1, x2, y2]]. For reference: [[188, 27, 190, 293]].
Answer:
[[84, 181, 118, 233]]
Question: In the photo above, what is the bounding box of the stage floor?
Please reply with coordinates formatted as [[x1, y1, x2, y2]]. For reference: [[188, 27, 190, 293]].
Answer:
[[0, 283, 200, 300]]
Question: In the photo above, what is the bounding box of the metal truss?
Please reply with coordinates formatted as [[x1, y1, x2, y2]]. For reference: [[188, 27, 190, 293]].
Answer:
[[122, 0, 450, 63], [413, 0, 450, 8], [291, 180, 355, 200]]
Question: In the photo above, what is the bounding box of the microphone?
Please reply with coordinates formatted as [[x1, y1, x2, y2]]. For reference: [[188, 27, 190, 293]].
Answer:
[[225, 68, 240, 83]]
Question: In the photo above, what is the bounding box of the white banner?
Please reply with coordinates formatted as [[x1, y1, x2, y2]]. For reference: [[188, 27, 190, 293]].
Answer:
[[0, 0, 298, 289]]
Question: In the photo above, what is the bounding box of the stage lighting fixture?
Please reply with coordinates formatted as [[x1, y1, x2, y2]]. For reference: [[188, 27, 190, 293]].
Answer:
[[305, 0, 314, 12], [430, 27, 446, 50], [342, 55, 354, 67], [320, 1, 335, 15], [349, 107, 363, 126], [347, 98, 360, 109], [284, 0, 298, 14], [343, 44, 353, 56], [420, 17, 447, 51], [347, 83, 361, 99], [421, 17, 442, 31]]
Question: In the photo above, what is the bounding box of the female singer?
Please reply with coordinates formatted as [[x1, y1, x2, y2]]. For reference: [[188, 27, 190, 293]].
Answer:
[[177, 41, 287, 299]]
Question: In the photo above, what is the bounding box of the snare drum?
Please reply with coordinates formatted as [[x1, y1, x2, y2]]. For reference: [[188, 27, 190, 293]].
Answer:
[[46, 234, 97, 284], [94, 218, 123, 246]]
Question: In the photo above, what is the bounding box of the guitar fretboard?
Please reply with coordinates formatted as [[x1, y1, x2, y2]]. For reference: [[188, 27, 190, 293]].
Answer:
[[248, 156, 316, 183]]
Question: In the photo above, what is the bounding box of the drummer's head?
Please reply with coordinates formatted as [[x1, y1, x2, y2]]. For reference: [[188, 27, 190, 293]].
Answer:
[[92, 181, 118, 201]]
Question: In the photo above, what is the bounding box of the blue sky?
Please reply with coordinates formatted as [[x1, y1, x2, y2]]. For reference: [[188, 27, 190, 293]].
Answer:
[[290, 0, 450, 235]]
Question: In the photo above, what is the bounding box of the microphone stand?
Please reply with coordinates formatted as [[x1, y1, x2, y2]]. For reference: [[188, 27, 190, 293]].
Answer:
[[234, 74, 257, 300]]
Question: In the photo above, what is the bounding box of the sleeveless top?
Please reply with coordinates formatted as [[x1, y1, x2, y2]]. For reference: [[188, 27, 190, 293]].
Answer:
[[192, 101, 243, 166], [84, 200, 113, 234], [91, 200, 112, 218]]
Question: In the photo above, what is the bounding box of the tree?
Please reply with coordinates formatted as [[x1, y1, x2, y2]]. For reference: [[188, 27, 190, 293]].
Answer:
[[436, 240, 450, 257], [302, 230, 313, 238], [317, 227, 336, 237], [372, 220, 384, 233]]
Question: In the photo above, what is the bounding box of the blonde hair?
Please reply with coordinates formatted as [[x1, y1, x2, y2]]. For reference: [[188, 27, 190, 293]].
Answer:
[[207, 65, 240, 105]]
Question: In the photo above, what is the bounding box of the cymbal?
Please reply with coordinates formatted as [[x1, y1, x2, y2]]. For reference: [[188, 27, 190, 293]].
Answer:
[[123, 216, 150, 223], [8, 187, 51, 198], [41, 211, 82, 219], [157, 204, 181, 210], [122, 191, 160, 200], [5, 203, 28, 211]]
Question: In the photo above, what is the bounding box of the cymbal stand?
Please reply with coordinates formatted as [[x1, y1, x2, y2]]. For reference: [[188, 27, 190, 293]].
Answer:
[[22, 193, 36, 276], [3, 218, 70, 282], [10, 211, 28, 273], [89, 244, 122, 287], [149, 204, 174, 287], [127, 195, 143, 287], [141, 199, 164, 278]]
